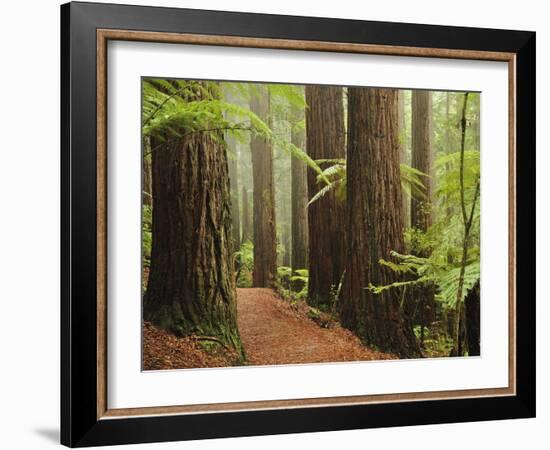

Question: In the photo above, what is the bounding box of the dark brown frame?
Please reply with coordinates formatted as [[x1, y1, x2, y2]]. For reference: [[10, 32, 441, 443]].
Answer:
[[62, 2, 535, 447]]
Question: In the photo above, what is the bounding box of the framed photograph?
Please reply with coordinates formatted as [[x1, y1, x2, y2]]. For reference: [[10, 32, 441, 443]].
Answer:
[[61, 1, 535, 447]]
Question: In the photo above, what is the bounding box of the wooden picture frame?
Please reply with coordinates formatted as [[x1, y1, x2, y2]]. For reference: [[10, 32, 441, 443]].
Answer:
[[61, 1, 535, 447]]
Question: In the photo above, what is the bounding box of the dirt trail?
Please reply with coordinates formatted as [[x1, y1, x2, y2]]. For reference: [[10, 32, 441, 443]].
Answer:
[[237, 288, 394, 365]]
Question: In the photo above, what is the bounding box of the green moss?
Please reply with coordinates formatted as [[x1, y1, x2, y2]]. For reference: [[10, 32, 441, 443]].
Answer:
[[144, 293, 245, 363]]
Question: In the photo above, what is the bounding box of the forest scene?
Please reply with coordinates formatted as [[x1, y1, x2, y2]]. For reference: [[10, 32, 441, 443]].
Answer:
[[141, 79, 481, 370]]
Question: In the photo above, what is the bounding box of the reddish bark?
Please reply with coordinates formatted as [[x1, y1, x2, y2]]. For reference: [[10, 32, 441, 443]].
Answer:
[[340, 87, 420, 358], [143, 81, 241, 352], [305, 85, 346, 307], [250, 85, 277, 287]]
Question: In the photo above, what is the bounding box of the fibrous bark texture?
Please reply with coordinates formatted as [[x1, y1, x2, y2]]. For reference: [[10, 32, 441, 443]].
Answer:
[[250, 85, 277, 287], [241, 186, 252, 243], [227, 142, 241, 252], [397, 90, 409, 226], [411, 90, 433, 231], [143, 82, 241, 353], [410, 90, 436, 346], [305, 85, 346, 307], [340, 87, 420, 358], [291, 104, 309, 289]]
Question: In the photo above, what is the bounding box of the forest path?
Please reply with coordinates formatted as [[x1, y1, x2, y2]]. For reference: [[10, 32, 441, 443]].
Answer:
[[236, 288, 394, 365]]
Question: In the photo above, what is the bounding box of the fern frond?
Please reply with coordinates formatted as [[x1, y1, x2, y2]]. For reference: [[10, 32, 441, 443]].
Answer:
[[307, 181, 338, 206]]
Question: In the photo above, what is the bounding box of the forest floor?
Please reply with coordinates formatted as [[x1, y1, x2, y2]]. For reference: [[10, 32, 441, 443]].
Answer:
[[143, 288, 395, 370], [142, 321, 241, 370], [237, 288, 395, 365]]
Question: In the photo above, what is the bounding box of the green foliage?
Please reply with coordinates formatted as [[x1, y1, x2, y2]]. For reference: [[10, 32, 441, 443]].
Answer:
[[220, 82, 306, 117], [275, 265, 292, 300], [438, 260, 480, 307], [307, 159, 346, 206], [370, 251, 479, 308], [307, 160, 428, 207], [413, 325, 455, 358], [275, 267, 309, 302], [235, 241, 254, 287], [290, 269, 309, 300], [400, 163, 429, 201], [267, 84, 307, 111], [277, 266, 293, 282], [435, 150, 480, 223], [141, 81, 481, 359], [143, 79, 261, 143], [276, 265, 292, 290], [368, 147, 481, 309], [142, 79, 327, 183], [307, 307, 322, 321]]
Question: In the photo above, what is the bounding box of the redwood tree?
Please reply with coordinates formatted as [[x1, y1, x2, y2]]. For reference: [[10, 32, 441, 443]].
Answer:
[[282, 223, 291, 267], [290, 103, 309, 289], [305, 85, 346, 307], [411, 90, 434, 232], [227, 141, 241, 251], [143, 81, 241, 352], [223, 84, 241, 253], [410, 90, 436, 346], [241, 186, 252, 242], [397, 90, 409, 225], [250, 85, 277, 287], [340, 87, 419, 358]]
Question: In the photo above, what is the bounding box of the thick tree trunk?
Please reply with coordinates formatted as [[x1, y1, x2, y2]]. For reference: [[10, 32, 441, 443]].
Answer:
[[305, 85, 346, 308], [227, 143, 241, 252], [290, 105, 309, 290], [340, 87, 420, 358], [250, 85, 277, 287], [143, 83, 241, 353], [398, 90, 409, 227], [241, 186, 252, 243], [410, 90, 436, 348], [465, 279, 480, 356]]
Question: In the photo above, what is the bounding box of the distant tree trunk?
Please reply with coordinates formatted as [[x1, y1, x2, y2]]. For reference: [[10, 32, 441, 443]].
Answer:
[[398, 90, 409, 227], [250, 85, 277, 287], [305, 85, 346, 308], [465, 279, 480, 356], [142, 136, 153, 207], [143, 82, 241, 352], [282, 223, 291, 267], [241, 186, 252, 243], [411, 90, 433, 232], [291, 104, 309, 290], [340, 87, 420, 358], [227, 142, 241, 251], [444, 92, 453, 220], [411, 90, 436, 348]]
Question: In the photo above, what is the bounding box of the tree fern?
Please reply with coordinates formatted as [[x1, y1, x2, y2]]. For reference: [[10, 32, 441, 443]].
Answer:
[[307, 160, 427, 207], [142, 79, 327, 183], [368, 98, 481, 317]]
